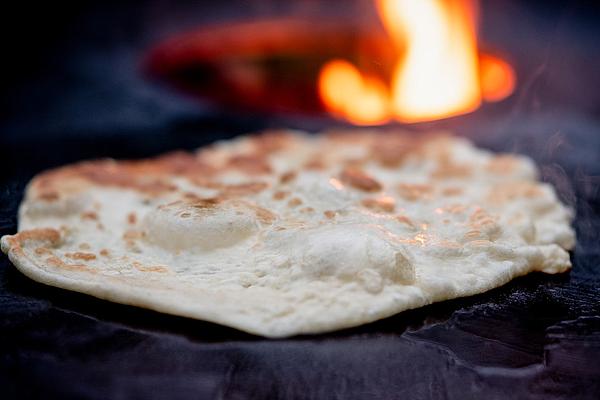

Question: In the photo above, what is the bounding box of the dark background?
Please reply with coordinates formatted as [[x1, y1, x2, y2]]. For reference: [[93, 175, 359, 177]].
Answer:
[[1, 1, 599, 399]]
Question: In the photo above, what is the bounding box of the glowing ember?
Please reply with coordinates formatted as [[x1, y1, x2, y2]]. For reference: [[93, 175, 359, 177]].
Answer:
[[479, 53, 516, 102], [318, 0, 516, 125]]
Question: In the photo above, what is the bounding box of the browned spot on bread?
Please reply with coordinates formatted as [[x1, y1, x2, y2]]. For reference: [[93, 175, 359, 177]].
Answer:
[[46, 256, 95, 273], [79, 163, 178, 194], [127, 212, 137, 225], [221, 182, 268, 196], [191, 198, 221, 209], [323, 210, 336, 219], [397, 183, 432, 201], [279, 171, 297, 184], [123, 230, 145, 240], [469, 208, 497, 229], [396, 215, 415, 229], [304, 158, 325, 170], [30, 170, 79, 201], [127, 152, 215, 179], [22, 141, 258, 198], [181, 192, 197, 200], [14, 228, 61, 245], [300, 207, 315, 213], [31, 158, 187, 198], [486, 155, 519, 175], [253, 206, 277, 224], [46, 256, 63, 267], [81, 211, 98, 220], [343, 158, 366, 168], [65, 252, 97, 261], [273, 191, 289, 200], [187, 178, 221, 189], [370, 134, 415, 167], [436, 239, 462, 249], [139, 265, 169, 273], [361, 196, 396, 213], [160, 201, 181, 210], [79, 243, 91, 250], [340, 167, 382, 192], [464, 230, 484, 241], [432, 164, 471, 179], [152, 151, 216, 177], [431, 153, 472, 179], [445, 204, 467, 214], [35, 247, 52, 255], [38, 191, 60, 201], [468, 239, 493, 247], [288, 198, 303, 207], [188, 181, 269, 197], [133, 261, 169, 273], [227, 154, 272, 175], [442, 187, 463, 196], [99, 249, 110, 257], [143, 180, 178, 193]]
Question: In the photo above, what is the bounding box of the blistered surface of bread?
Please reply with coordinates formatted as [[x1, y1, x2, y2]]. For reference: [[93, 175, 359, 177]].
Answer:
[[1, 129, 575, 337]]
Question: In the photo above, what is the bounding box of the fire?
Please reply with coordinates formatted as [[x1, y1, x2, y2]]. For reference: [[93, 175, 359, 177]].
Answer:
[[319, 60, 390, 125], [318, 0, 515, 125], [479, 53, 516, 102], [379, 0, 481, 122]]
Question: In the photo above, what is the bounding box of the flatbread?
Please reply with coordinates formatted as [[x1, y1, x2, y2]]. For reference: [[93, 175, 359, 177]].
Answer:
[[1, 130, 575, 337]]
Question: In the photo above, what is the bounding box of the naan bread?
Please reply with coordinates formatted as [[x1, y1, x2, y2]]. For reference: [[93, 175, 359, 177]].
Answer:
[[1, 130, 575, 337]]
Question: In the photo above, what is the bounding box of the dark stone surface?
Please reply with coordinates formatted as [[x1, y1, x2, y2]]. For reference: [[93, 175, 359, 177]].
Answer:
[[1, 1, 599, 399]]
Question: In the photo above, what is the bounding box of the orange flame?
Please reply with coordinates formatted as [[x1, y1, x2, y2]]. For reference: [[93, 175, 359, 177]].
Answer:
[[318, 0, 515, 125], [319, 60, 390, 125], [479, 53, 516, 102]]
